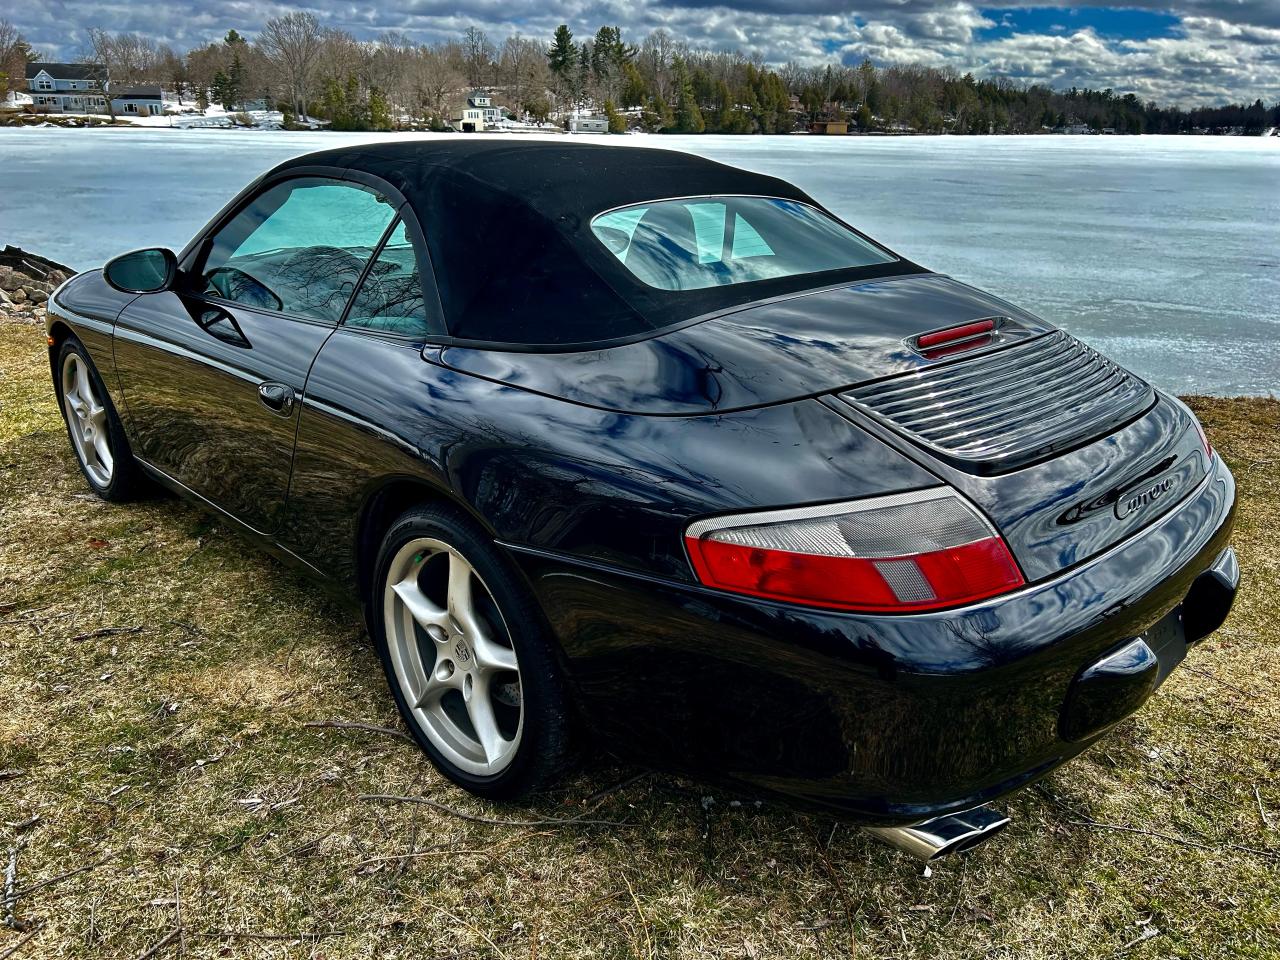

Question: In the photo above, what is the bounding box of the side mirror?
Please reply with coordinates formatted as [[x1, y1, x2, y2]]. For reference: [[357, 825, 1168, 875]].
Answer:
[[103, 247, 177, 294]]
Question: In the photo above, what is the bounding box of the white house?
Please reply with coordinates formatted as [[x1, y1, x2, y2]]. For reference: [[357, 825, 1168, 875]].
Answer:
[[451, 91, 506, 132], [568, 115, 609, 133], [26, 62, 108, 114]]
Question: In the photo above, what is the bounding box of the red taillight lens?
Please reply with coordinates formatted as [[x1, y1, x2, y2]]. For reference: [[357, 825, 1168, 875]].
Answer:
[[916, 318, 996, 350], [684, 489, 1024, 613]]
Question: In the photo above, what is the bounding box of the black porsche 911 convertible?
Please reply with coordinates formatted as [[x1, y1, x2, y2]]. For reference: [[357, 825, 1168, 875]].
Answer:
[[47, 141, 1238, 859]]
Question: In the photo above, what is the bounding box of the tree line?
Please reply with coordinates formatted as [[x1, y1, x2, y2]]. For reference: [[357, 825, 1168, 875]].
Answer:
[[1, 15, 1276, 135]]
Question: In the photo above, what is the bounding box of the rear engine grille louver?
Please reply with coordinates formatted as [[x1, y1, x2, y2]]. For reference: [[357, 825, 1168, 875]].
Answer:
[[839, 331, 1154, 472]]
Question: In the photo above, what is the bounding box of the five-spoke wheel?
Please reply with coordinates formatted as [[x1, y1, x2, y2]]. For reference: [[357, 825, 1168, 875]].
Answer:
[[384, 538, 523, 775], [55, 337, 143, 502], [372, 505, 571, 798], [61, 349, 114, 487]]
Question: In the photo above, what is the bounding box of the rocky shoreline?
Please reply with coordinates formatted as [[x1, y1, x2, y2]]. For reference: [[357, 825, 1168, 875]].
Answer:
[[0, 247, 73, 325]]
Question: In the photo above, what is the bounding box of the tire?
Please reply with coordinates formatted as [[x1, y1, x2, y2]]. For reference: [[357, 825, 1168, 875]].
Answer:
[[371, 503, 572, 800], [55, 336, 146, 502]]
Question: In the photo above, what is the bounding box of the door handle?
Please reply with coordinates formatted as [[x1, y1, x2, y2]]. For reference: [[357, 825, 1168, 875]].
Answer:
[[257, 382, 295, 416]]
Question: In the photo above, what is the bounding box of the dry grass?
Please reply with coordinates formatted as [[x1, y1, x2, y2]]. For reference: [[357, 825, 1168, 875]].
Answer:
[[1, 312, 1277, 959]]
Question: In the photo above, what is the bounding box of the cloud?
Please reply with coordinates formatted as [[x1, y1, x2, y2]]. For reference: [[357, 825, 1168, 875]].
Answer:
[[9, 0, 1279, 106]]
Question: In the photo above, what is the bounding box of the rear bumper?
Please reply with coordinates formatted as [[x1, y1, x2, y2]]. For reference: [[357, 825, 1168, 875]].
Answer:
[[508, 455, 1237, 823]]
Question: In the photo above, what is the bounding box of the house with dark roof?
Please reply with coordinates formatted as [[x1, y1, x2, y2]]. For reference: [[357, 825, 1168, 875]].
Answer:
[[111, 85, 165, 117], [26, 62, 108, 114]]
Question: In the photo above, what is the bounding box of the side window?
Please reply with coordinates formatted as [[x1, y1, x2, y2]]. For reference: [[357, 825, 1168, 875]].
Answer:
[[344, 218, 436, 337], [200, 178, 397, 324]]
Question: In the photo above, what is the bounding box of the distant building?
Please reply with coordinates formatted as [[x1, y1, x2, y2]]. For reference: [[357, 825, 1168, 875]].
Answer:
[[810, 119, 848, 135], [568, 115, 609, 133], [111, 85, 165, 116], [451, 91, 503, 132], [26, 62, 108, 114], [471, 91, 504, 125]]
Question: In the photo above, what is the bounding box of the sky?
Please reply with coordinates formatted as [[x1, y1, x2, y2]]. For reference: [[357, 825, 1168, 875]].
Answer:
[[11, 1, 1280, 107]]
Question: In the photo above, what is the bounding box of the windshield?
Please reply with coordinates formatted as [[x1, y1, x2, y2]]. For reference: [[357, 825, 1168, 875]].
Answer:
[[591, 196, 896, 292]]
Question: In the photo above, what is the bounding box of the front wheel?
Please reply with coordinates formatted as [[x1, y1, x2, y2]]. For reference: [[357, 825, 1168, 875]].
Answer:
[[56, 337, 145, 501], [371, 504, 572, 800]]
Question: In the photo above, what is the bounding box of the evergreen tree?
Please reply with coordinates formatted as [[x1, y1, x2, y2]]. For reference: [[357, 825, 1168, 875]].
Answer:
[[369, 86, 392, 130], [225, 51, 244, 109], [547, 25, 576, 78], [672, 60, 704, 133], [604, 98, 626, 133], [620, 61, 648, 108]]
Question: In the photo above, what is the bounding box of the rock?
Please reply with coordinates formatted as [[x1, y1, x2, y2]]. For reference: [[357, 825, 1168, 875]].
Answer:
[[29, 289, 48, 303], [0, 288, 10, 306], [11, 287, 26, 303], [0, 268, 18, 292]]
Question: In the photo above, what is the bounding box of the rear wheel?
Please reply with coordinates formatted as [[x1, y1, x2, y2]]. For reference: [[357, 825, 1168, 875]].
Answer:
[[56, 337, 145, 501], [371, 505, 571, 799]]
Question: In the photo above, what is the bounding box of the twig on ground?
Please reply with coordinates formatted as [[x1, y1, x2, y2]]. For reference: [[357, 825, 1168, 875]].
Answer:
[[134, 927, 181, 960], [303, 720, 413, 743], [3, 844, 22, 931], [1, 853, 115, 907], [169, 621, 210, 640], [197, 929, 344, 942], [173, 879, 184, 956], [1182, 664, 1257, 700], [358, 794, 626, 828], [620, 870, 653, 960], [803, 819, 859, 959], [1067, 820, 1279, 860], [1118, 923, 1160, 952], [0, 773, 23, 784], [353, 830, 548, 871], [582, 772, 649, 806], [69, 625, 143, 642], [1257, 786, 1274, 831], [0, 926, 40, 959]]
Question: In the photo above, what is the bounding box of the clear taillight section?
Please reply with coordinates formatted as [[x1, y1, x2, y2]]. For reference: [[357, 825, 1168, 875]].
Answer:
[[684, 488, 1025, 613]]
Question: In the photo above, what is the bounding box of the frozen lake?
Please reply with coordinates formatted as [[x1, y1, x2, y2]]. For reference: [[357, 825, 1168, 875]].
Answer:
[[1, 128, 1276, 395]]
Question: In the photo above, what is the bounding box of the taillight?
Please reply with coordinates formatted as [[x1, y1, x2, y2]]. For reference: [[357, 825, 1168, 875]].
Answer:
[[684, 488, 1024, 613]]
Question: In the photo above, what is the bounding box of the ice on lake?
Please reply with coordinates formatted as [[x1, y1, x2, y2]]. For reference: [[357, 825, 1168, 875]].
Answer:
[[1, 128, 1276, 395]]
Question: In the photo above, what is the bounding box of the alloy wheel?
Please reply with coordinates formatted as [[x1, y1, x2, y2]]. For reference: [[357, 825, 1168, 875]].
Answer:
[[61, 351, 113, 487], [382, 537, 523, 776]]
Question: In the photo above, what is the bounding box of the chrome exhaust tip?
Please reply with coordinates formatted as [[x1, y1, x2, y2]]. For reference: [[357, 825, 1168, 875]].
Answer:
[[863, 806, 1010, 860]]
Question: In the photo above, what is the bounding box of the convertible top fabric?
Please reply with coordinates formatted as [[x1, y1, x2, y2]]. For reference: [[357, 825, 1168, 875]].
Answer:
[[272, 141, 918, 346]]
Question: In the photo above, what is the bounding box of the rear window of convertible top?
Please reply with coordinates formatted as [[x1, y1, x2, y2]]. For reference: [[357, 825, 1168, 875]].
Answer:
[[590, 196, 896, 292]]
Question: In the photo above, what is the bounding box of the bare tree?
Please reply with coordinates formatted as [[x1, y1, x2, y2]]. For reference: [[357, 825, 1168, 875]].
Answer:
[[84, 29, 158, 118], [498, 36, 548, 118], [639, 29, 676, 103], [462, 26, 493, 90], [410, 46, 463, 128], [258, 11, 322, 117], [0, 19, 36, 103], [370, 31, 415, 124]]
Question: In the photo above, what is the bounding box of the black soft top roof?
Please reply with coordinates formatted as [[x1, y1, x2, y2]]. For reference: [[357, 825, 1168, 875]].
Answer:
[[272, 140, 919, 347]]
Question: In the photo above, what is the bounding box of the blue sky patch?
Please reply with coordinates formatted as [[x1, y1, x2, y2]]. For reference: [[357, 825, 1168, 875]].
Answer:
[[978, 6, 1181, 40]]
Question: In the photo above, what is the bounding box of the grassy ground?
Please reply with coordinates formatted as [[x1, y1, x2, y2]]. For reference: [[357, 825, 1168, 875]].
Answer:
[[1, 309, 1277, 959]]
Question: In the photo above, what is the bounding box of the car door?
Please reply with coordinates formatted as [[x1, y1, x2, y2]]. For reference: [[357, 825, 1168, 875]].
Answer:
[[278, 214, 449, 572], [111, 175, 399, 534]]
